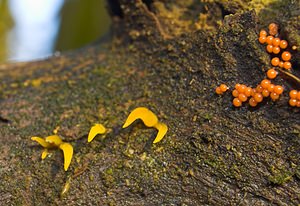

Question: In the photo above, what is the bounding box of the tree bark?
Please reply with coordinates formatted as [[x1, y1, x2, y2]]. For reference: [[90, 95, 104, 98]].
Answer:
[[0, 0, 300, 205]]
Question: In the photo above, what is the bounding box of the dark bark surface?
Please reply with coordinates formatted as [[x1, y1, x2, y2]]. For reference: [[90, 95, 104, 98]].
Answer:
[[0, 0, 300, 205]]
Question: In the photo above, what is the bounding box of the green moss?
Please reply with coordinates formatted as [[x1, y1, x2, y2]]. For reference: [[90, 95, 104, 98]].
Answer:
[[268, 172, 293, 185]]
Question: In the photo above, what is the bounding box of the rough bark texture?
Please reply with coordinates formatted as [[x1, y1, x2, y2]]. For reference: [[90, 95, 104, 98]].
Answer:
[[1, 0, 300, 205]]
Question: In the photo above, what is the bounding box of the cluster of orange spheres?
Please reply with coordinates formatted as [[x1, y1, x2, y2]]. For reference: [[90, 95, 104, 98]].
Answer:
[[230, 79, 284, 107], [215, 23, 298, 109], [215, 84, 229, 95], [289, 90, 300, 107], [259, 23, 292, 70]]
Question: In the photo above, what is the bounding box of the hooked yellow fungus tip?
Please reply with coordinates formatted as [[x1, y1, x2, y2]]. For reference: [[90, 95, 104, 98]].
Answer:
[[122, 107, 158, 128], [88, 123, 106, 142], [31, 136, 52, 148], [59, 143, 73, 171], [153, 122, 168, 143], [45, 135, 63, 146]]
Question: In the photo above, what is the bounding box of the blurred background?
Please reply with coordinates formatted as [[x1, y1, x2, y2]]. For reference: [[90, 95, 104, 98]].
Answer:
[[0, 0, 111, 63]]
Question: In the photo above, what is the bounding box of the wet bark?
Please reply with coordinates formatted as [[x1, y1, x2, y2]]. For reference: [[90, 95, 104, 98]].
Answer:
[[0, 0, 300, 205]]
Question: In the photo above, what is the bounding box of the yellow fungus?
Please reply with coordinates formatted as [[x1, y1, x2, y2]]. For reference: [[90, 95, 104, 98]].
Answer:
[[153, 122, 168, 143], [59, 143, 73, 171], [31, 79, 42, 87], [31, 135, 74, 171], [31, 137, 53, 148], [122, 107, 168, 144], [88, 123, 106, 142], [45, 135, 63, 146], [41, 149, 49, 160], [61, 177, 71, 197], [122, 107, 158, 128], [53, 126, 60, 134]]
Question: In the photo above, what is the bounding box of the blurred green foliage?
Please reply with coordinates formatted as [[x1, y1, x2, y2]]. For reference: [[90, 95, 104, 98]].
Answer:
[[55, 0, 111, 51], [0, 0, 14, 62]]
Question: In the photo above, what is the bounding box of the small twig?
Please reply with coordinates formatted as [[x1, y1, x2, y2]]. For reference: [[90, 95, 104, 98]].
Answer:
[[137, 0, 172, 40], [277, 68, 300, 85]]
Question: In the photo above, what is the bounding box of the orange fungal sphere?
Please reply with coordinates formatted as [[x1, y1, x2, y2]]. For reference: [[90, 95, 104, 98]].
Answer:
[[271, 57, 280, 66], [259, 36, 266, 44], [266, 36, 274, 45], [289, 90, 298, 99], [267, 84, 275, 92], [254, 93, 263, 103], [244, 87, 252, 97], [261, 79, 271, 89], [283, 61, 291, 70], [238, 94, 248, 102], [266, 45, 273, 53], [278, 61, 284, 68], [289, 99, 297, 107], [235, 84, 241, 90], [249, 98, 258, 107], [297, 92, 300, 100], [267, 69, 277, 79], [259, 30, 267, 37], [232, 89, 239, 97], [272, 46, 280, 54], [220, 84, 228, 92], [270, 92, 279, 101], [233, 98, 242, 107], [256, 85, 263, 93], [272, 38, 281, 47], [237, 85, 246, 94], [268, 23, 278, 36], [279, 40, 288, 49], [281, 51, 291, 61], [216, 87, 222, 94], [262, 89, 270, 97], [274, 85, 284, 94]]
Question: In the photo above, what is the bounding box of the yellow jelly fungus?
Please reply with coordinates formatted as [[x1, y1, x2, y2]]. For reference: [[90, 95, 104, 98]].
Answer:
[[31, 136, 53, 148], [123, 107, 168, 143], [122, 107, 159, 128], [41, 149, 49, 160], [45, 135, 63, 146], [31, 135, 74, 171], [153, 122, 168, 144], [88, 123, 106, 143], [59, 143, 73, 171]]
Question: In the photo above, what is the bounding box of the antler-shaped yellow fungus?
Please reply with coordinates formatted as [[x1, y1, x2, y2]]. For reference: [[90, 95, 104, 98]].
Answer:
[[31, 135, 73, 171], [88, 123, 106, 142], [122, 107, 168, 143]]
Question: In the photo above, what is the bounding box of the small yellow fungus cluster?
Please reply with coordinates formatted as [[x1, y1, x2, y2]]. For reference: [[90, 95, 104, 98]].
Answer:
[[122, 107, 168, 143], [31, 135, 73, 171], [31, 107, 168, 172]]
